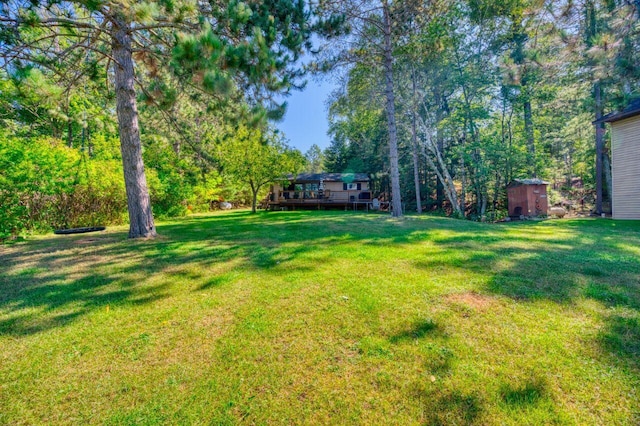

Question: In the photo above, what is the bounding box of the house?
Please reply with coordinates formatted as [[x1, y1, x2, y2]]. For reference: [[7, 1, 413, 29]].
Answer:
[[268, 173, 372, 210], [507, 179, 549, 218], [597, 99, 640, 219]]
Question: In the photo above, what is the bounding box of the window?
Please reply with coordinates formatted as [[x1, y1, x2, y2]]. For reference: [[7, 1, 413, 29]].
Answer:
[[343, 183, 362, 190], [303, 184, 318, 199]]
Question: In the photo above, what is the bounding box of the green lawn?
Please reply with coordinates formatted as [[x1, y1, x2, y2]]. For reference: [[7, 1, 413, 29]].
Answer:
[[1, 211, 639, 425]]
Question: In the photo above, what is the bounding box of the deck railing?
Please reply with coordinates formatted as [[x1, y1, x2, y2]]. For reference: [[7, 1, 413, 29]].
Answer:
[[277, 190, 372, 203]]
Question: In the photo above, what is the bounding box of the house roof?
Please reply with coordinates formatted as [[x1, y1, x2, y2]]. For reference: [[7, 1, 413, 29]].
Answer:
[[286, 172, 370, 182], [508, 178, 550, 187], [594, 98, 640, 124]]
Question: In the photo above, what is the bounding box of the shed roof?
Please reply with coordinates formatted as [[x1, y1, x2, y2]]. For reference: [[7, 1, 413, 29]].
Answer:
[[594, 98, 640, 124], [285, 172, 370, 182], [508, 178, 550, 187]]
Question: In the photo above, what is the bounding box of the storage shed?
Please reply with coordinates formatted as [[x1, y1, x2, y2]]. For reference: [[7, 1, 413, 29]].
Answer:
[[597, 99, 640, 219], [507, 179, 549, 218]]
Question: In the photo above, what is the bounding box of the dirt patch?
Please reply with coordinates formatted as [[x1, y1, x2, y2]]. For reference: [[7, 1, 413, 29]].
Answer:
[[72, 234, 122, 243], [75, 238, 101, 245], [445, 292, 496, 311]]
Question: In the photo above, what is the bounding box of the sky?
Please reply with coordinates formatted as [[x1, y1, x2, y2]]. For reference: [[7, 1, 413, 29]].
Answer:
[[275, 78, 337, 154]]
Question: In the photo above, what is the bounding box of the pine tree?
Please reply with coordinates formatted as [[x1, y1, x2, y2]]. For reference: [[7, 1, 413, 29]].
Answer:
[[1, 0, 335, 236]]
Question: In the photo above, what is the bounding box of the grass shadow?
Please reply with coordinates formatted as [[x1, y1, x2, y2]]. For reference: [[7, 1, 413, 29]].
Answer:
[[2, 212, 640, 382], [499, 379, 546, 407], [389, 319, 441, 343], [426, 391, 482, 426], [0, 211, 358, 336], [405, 218, 640, 383], [1, 211, 640, 424], [600, 315, 640, 369]]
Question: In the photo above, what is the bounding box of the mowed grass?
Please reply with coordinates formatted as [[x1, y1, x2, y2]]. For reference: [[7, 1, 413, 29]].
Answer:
[[1, 211, 639, 425]]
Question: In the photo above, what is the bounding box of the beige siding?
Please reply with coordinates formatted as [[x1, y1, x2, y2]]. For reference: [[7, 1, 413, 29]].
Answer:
[[611, 116, 640, 219], [324, 182, 368, 201], [323, 182, 344, 192], [322, 182, 369, 191], [270, 180, 369, 203]]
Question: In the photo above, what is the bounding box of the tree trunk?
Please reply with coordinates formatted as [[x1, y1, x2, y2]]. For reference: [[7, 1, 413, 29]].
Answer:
[[66, 98, 73, 148], [506, 108, 514, 184], [511, 17, 536, 178], [523, 95, 536, 177], [411, 67, 422, 214], [411, 117, 422, 213], [415, 104, 462, 217], [453, 50, 478, 218], [423, 148, 461, 217], [112, 18, 157, 238], [493, 171, 501, 211], [459, 139, 466, 216], [435, 89, 445, 209], [67, 120, 73, 148], [460, 149, 467, 217], [251, 182, 258, 214], [251, 194, 258, 213], [565, 148, 573, 189], [382, 1, 402, 217], [594, 81, 605, 215], [603, 152, 612, 209]]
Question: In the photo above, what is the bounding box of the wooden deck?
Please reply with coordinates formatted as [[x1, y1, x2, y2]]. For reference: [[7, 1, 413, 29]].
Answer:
[[268, 198, 374, 211], [264, 186, 383, 211]]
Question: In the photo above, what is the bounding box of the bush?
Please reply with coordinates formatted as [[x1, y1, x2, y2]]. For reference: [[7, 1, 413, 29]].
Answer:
[[484, 209, 508, 222], [0, 135, 127, 240], [0, 131, 235, 240], [191, 171, 224, 212], [147, 168, 192, 218]]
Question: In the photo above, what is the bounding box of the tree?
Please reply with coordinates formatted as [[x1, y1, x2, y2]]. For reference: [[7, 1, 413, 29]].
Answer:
[[304, 143, 325, 173], [326, 63, 392, 201], [577, 0, 639, 213], [1, 0, 333, 236], [318, 0, 420, 217], [220, 127, 305, 213]]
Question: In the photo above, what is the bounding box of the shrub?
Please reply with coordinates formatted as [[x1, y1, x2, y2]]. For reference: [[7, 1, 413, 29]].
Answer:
[[0, 135, 127, 239]]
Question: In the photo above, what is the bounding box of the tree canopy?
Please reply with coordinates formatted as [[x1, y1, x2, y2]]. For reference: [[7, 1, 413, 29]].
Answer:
[[1, 0, 639, 239], [1, 0, 340, 236], [323, 0, 639, 219], [219, 126, 305, 214]]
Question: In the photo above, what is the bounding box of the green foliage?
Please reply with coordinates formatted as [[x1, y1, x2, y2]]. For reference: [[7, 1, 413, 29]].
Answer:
[[219, 126, 306, 212], [191, 171, 225, 211], [326, 67, 388, 179], [146, 167, 192, 218], [169, 0, 342, 126], [303, 144, 325, 173], [0, 126, 236, 239], [325, 0, 640, 219], [141, 134, 227, 217], [1, 0, 342, 238], [0, 134, 126, 240]]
